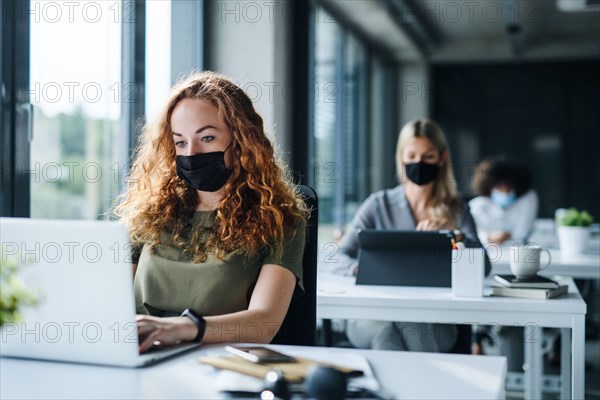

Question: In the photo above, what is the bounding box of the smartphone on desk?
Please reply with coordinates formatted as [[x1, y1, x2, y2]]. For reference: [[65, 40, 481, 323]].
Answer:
[[225, 345, 296, 363]]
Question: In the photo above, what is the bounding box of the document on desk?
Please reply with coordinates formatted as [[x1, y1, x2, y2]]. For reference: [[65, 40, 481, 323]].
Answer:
[[284, 349, 380, 393], [208, 350, 380, 394]]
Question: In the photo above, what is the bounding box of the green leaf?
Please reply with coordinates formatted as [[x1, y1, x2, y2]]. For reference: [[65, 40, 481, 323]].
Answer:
[[560, 207, 594, 227], [0, 256, 38, 325]]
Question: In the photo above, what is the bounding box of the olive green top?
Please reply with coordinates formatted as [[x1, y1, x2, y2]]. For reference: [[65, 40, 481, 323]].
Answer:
[[133, 211, 306, 317]]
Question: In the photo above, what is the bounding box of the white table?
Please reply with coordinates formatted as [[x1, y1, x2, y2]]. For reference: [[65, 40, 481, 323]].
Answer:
[[317, 273, 587, 400], [0, 344, 507, 400], [490, 246, 600, 279]]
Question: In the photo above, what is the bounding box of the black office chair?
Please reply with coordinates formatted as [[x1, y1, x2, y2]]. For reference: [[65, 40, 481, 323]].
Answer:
[[450, 324, 473, 354], [271, 185, 318, 346]]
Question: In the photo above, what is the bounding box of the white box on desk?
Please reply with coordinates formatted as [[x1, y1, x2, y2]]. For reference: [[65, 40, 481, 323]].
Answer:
[[452, 247, 485, 297]]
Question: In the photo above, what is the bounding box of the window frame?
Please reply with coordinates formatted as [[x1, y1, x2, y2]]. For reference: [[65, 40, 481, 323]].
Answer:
[[1, 0, 31, 217], [1, 0, 148, 217], [309, 1, 400, 232]]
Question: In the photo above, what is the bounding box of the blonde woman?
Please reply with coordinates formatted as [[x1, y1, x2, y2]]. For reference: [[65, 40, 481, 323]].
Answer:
[[114, 72, 307, 352], [338, 119, 488, 352]]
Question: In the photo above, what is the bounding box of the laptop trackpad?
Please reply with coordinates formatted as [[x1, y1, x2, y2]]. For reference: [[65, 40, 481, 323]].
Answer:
[[138, 342, 200, 366]]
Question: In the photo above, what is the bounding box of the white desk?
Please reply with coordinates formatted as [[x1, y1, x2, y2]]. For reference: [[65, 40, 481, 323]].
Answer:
[[489, 246, 600, 280], [0, 344, 507, 400], [317, 273, 587, 400]]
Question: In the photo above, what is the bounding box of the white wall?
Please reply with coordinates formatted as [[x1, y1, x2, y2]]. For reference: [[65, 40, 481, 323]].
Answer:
[[170, 1, 203, 83], [204, 0, 293, 159], [398, 61, 430, 127]]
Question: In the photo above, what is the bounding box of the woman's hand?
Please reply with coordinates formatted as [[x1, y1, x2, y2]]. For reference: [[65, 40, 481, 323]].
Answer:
[[136, 315, 198, 353], [488, 231, 511, 244], [416, 219, 446, 231], [472, 342, 485, 355]]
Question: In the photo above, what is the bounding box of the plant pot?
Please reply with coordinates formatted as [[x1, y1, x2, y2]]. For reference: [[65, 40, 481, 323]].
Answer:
[[557, 226, 590, 256]]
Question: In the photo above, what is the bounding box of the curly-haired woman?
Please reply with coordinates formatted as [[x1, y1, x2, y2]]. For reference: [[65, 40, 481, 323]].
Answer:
[[114, 72, 307, 352], [469, 157, 538, 246]]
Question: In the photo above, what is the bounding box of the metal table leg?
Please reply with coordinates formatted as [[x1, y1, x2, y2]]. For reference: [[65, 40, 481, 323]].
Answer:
[[524, 324, 542, 400], [572, 315, 585, 399], [560, 328, 572, 399]]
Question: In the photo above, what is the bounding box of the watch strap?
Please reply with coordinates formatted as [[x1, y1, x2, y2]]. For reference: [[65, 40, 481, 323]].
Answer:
[[181, 308, 206, 343]]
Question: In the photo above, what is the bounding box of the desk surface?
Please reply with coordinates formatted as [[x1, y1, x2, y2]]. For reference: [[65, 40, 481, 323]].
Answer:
[[0, 344, 507, 400], [317, 273, 586, 327], [316, 272, 587, 400], [490, 247, 600, 280]]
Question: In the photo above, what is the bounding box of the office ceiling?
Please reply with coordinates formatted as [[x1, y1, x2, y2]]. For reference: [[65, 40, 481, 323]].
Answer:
[[325, 0, 600, 62], [322, 0, 423, 59]]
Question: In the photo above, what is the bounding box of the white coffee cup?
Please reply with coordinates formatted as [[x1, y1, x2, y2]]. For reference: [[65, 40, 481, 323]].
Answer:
[[509, 244, 552, 278]]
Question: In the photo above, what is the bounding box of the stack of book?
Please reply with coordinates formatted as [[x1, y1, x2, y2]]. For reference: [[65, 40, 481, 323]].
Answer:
[[492, 275, 568, 299]]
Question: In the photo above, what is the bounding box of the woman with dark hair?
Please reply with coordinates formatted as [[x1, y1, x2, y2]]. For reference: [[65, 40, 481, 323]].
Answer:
[[114, 71, 307, 352], [469, 157, 538, 361], [469, 157, 538, 245]]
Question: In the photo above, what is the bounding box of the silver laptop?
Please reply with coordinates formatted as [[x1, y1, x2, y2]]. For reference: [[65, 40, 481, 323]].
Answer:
[[0, 217, 199, 367]]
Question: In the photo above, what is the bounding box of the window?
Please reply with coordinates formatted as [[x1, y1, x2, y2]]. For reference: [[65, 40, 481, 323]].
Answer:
[[145, 0, 171, 122], [3, 0, 171, 219], [312, 7, 342, 242], [29, 0, 122, 219], [312, 6, 369, 244], [310, 4, 398, 255]]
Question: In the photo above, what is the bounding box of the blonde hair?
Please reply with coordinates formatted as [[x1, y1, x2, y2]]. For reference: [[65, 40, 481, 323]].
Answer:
[[113, 71, 307, 262], [395, 118, 461, 227]]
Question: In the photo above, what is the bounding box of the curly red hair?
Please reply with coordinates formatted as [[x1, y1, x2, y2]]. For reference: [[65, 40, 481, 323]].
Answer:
[[114, 71, 307, 262]]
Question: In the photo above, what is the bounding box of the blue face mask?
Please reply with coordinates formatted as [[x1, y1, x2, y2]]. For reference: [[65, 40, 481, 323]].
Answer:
[[491, 190, 516, 208]]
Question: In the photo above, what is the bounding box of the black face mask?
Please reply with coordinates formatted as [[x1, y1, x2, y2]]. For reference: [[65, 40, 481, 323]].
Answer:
[[404, 161, 439, 186], [176, 143, 232, 192]]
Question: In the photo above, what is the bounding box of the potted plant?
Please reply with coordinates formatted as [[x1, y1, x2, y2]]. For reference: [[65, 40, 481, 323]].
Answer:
[[0, 257, 37, 326], [557, 208, 594, 256]]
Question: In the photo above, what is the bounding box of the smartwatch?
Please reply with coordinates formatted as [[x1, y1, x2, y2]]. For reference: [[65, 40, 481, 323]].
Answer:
[[180, 308, 206, 343]]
